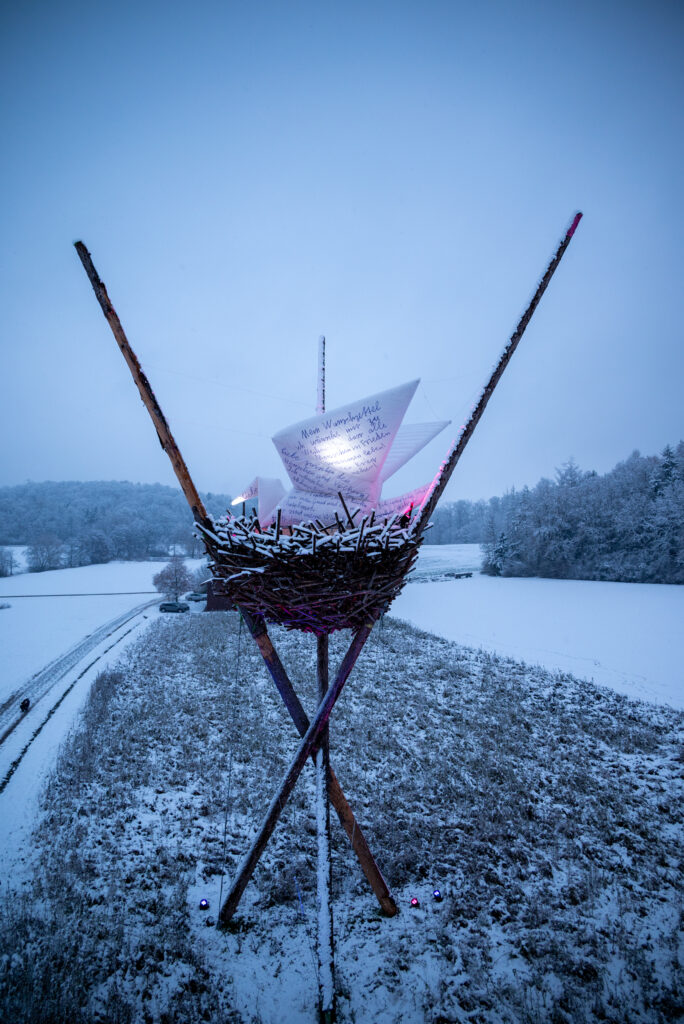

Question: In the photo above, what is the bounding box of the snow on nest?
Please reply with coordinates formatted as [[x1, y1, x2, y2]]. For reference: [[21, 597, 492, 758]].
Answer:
[[198, 512, 423, 633]]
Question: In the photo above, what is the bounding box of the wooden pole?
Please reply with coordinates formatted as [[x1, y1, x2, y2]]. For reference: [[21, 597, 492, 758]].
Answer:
[[242, 611, 397, 915], [413, 212, 583, 536], [316, 634, 335, 1022], [74, 241, 211, 530], [219, 621, 375, 925]]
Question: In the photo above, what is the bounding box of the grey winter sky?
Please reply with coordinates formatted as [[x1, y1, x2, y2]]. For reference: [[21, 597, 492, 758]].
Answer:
[[1, 1, 682, 504]]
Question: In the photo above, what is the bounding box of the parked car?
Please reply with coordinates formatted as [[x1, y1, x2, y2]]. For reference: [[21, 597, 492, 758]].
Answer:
[[185, 591, 207, 602], [159, 601, 190, 613]]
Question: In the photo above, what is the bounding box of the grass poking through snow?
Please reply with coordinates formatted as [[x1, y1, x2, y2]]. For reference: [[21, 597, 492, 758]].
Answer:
[[0, 612, 682, 1023]]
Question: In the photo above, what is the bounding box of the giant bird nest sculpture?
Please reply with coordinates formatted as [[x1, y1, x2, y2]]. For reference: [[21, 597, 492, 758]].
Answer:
[[198, 368, 451, 633], [73, 215, 582, 1020], [74, 214, 581, 640]]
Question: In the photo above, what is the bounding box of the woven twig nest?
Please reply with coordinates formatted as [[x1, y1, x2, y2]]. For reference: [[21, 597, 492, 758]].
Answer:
[[198, 512, 422, 634]]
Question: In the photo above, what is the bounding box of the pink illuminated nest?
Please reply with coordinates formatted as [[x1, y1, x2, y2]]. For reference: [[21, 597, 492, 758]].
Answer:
[[198, 511, 422, 634]]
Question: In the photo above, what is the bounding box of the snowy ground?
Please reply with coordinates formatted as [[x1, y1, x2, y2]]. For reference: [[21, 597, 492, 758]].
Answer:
[[409, 542, 482, 580], [0, 559, 204, 893], [0, 550, 682, 1022], [0, 559, 203, 706], [0, 611, 155, 891], [1, 613, 681, 1023], [400, 545, 684, 710]]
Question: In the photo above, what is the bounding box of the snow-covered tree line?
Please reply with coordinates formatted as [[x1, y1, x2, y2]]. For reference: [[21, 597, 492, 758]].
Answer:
[[0, 481, 231, 572], [481, 443, 684, 583], [422, 498, 490, 544], [2, 443, 681, 581]]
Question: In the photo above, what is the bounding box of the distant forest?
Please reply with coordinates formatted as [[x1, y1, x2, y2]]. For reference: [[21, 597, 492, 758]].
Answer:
[[0, 481, 231, 573], [1, 443, 682, 583], [426, 442, 682, 585]]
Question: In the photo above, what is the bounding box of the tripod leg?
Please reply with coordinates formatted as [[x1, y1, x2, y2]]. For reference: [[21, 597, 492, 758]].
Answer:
[[219, 623, 373, 926], [241, 611, 397, 916]]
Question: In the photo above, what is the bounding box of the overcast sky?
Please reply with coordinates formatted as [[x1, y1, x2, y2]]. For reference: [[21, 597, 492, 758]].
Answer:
[[1, 1, 682, 504]]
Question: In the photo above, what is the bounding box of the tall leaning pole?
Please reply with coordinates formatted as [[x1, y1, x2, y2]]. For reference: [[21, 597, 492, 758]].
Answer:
[[413, 212, 583, 532]]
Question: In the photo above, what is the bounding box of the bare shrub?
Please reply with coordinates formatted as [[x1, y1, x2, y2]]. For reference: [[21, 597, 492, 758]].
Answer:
[[153, 556, 193, 601]]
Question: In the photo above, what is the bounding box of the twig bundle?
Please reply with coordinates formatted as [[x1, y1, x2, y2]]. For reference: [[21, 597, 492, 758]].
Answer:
[[197, 512, 423, 634]]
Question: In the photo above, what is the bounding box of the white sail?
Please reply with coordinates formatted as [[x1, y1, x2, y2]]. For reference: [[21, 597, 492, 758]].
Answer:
[[231, 478, 259, 504], [379, 421, 451, 483], [376, 483, 432, 519], [232, 476, 286, 526], [277, 489, 351, 528], [233, 379, 447, 528], [272, 380, 419, 502]]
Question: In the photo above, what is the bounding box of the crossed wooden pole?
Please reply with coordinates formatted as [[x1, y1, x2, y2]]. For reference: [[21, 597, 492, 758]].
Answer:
[[75, 214, 582, 1017], [234, 608, 393, 916]]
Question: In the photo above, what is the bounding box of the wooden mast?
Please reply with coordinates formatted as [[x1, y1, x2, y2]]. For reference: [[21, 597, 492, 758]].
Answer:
[[314, 345, 335, 1022], [218, 621, 375, 925], [317, 335, 326, 416], [242, 611, 396, 914]]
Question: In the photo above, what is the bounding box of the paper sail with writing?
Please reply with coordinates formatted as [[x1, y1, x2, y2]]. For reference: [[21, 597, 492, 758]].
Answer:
[[231, 476, 286, 524], [379, 421, 451, 483], [273, 380, 419, 502], [261, 380, 450, 527]]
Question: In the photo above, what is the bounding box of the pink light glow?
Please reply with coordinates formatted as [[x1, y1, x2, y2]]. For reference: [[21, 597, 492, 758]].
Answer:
[[566, 211, 583, 240]]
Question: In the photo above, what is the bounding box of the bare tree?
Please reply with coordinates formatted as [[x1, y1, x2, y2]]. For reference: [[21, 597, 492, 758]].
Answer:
[[0, 547, 16, 577], [27, 534, 64, 573], [153, 556, 193, 602]]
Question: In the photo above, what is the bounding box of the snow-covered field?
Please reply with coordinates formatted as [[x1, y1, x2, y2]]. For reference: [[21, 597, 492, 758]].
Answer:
[[0, 559, 205, 892], [410, 542, 483, 579], [1, 613, 681, 1023], [0, 610, 156, 892], [401, 545, 683, 710], [0, 560, 202, 706], [0, 551, 682, 1021]]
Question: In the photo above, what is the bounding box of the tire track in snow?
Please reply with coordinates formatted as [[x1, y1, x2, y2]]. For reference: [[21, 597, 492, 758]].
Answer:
[[0, 599, 158, 732], [0, 601, 158, 788]]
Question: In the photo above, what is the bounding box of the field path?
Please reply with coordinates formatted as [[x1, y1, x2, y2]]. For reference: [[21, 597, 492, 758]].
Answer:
[[0, 598, 158, 751]]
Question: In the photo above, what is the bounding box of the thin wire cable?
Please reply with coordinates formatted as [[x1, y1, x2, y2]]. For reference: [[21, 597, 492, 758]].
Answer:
[[419, 381, 443, 421], [218, 749, 233, 914]]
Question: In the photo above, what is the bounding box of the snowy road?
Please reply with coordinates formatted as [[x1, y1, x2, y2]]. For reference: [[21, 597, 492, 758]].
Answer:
[[0, 603, 158, 888], [0, 598, 158, 745], [0, 561, 172, 705], [0, 559, 204, 889]]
